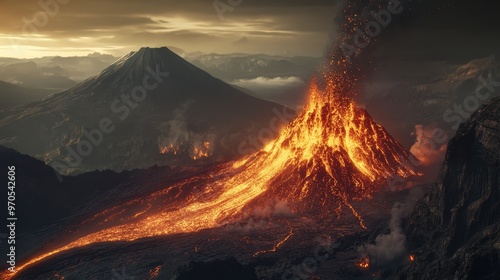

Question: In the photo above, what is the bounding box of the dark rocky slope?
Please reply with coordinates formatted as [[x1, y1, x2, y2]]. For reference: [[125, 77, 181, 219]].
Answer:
[[394, 96, 500, 279], [0, 146, 218, 266]]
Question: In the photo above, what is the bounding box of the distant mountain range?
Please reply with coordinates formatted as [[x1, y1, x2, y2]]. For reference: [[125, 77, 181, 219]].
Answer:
[[0, 47, 291, 175], [188, 53, 321, 81], [363, 56, 500, 149], [0, 53, 117, 90], [358, 56, 500, 181]]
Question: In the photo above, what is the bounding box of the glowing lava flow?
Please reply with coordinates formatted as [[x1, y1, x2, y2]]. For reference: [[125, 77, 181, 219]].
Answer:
[[253, 222, 294, 257], [3, 74, 417, 278], [3, 6, 419, 280]]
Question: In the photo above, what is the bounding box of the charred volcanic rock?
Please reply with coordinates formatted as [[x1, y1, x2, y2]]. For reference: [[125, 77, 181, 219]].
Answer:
[[171, 257, 258, 280], [394, 97, 500, 279]]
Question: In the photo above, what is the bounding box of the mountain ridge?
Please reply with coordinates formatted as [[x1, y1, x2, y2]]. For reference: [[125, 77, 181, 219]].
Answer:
[[0, 47, 291, 175]]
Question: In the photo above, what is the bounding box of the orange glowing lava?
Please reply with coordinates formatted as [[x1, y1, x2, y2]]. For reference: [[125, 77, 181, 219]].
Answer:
[[253, 222, 294, 257], [356, 256, 370, 269], [160, 144, 180, 155], [191, 141, 211, 160], [148, 265, 162, 279], [3, 72, 417, 278]]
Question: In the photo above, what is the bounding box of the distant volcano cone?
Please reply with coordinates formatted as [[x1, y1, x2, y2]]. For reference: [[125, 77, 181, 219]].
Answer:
[[77, 47, 229, 97], [0, 47, 290, 174]]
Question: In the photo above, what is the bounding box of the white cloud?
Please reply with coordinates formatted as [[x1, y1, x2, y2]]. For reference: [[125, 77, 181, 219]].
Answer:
[[233, 76, 305, 89]]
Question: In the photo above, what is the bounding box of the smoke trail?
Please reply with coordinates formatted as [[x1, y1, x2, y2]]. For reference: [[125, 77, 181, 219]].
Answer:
[[358, 187, 424, 265]]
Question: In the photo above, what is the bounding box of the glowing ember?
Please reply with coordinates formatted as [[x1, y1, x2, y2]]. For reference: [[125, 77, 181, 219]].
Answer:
[[160, 144, 180, 155], [191, 141, 211, 160], [409, 255, 415, 262], [148, 265, 162, 279], [356, 256, 370, 269]]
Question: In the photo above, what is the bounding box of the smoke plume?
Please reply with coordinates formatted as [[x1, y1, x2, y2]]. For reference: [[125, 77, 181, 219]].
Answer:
[[358, 187, 424, 266]]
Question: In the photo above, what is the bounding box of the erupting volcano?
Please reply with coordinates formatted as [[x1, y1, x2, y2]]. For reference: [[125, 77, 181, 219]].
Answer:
[[4, 63, 418, 279], [3, 4, 420, 279]]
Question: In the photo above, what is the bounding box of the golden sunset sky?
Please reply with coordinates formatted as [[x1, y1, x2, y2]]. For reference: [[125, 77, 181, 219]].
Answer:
[[0, 0, 339, 58]]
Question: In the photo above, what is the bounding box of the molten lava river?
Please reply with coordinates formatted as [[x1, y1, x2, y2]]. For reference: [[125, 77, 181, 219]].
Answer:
[[2, 52, 419, 280]]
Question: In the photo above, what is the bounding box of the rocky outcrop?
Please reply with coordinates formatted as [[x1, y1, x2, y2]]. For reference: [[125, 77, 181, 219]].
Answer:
[[0, 146, 130, 231], [394, 97, 500, 279]]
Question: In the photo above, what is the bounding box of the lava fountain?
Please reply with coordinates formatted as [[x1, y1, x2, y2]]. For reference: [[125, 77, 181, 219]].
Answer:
[[3, 2, 419, 279]]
